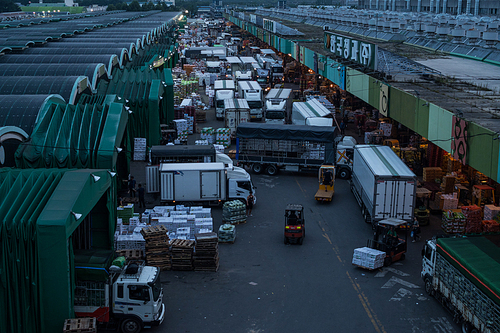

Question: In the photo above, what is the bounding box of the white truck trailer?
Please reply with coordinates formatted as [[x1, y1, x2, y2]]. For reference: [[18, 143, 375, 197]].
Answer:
[[214, 80, 236, 120], [159, 162, 255, 204], [422, 236, 500, 333], [224, 98, 250, 139], [350, 145, 416, 226], [264, 88, 293, 124], [292, 99, 332, 125], [237, 81, 263, 120], [74, 257, 165, 333]]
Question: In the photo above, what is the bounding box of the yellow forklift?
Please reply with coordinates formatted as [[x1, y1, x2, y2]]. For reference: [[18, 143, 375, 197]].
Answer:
[[315, 165, 335, 202]]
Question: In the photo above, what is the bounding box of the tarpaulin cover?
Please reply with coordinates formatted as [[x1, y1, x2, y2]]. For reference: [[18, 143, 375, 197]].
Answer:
[[0, 168, 116, 333], [437, 236, 500, 306], [15, 97, 127, 170], [74, 249, 115, 282], [236, 122, 337, 142]]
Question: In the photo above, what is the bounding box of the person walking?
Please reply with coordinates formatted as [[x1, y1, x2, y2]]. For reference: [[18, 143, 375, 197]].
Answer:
[[411, 219, 421, 242], [246, 193, 255, 217], [340, 120, 346, 135], [128, 176, 136, 197], [137, 183, 145, 209]]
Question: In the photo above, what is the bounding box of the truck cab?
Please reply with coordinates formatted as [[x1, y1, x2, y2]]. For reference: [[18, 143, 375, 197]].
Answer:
[[237, 81, 263, 121], [421, 239, 436, 284], [227, 166, 256, 202], [265, 99, 287, 124], [335, 136, 356, 179]]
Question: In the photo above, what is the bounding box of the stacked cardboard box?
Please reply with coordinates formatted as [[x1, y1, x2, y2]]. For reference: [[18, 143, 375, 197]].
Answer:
[[352, 247, 385, 270], [441, 209, 466, 234], [216, 128, 231, 148], [462, 205, 482, 234], [484, 205, 500, 220], [441, 176, 456, 194], [133, 138, 147, 161], [117, 204, 134, 226], [193, 232, 219, 272], [441, 193, 458, 210], [170, 239, 195, 271], [423, 167, 443, 182], [201, 127, 215, 144], [213, 144, 225, 153], [173, 119, 188, 142], [183, 114, 194, 134], [141, 225, 171, 271], [378, 122, 392, 136], [482, 220, 500, 233], [218, 224, 236, 243]]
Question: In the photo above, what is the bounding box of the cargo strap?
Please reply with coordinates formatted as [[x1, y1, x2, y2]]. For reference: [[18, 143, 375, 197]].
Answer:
[[235, 99, 240, 109], [304, 100, 321, 117], [371, 146, 398, 176]]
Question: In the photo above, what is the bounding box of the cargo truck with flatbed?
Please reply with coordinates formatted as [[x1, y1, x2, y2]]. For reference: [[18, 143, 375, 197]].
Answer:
[[350, 145, 416, 226], [422, 236, 500, 333], [74, 251, 164, 333]]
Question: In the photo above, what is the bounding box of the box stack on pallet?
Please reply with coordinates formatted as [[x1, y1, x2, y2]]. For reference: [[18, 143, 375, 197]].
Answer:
[[441, 209, 466, 234], [218, 224, 236, 243], [482, 220, 500, 233], [133, 138, 147, 161], [184, 113, 195, 135], [141, 225, 171, 271], [193, 232, 219, 272], [216, 128, 231, 148], [441, 193, 459, 210], [117, 204, 135, 226], [173, 119, 188, 143], [484, 205, 500, 220], [423, 167, 443, 182], [441, 175, 456, 194], [63, 317, 96, 333], [201, 127, 215, 144], [352, 247, 385, 270], [462, 205, 483, 234], [171, 239, 195, 271], [222, 200, 246, 225]]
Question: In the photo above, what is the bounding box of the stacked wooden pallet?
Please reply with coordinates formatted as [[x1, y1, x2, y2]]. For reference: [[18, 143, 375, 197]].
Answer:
[[63, 317, 96, 333], [194, 232, 219, 272], [171, 239, 195, 271], [141, 225, 171, 271], [423, 167, 443, 182]]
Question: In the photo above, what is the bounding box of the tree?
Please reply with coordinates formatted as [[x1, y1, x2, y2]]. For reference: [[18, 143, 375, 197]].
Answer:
[[127, 0, 141, 11], [0, 0, 21, 12], [107, 4, 116, 11]]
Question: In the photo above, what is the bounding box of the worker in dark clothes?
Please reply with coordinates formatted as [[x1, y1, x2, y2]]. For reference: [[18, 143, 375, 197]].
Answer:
[[128, 176, 136, 197], [137, 183, 145, 208]]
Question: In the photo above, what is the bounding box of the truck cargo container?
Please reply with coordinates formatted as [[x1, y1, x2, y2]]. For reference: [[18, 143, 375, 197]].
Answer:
[[350, 145, 416, 225], [159, 162, 255, 204], [422, 236, 500, 333], [74, 252, 164, 333], [224, 98, 250, 139], [214, 80, 236, 120], [264, 88, 293, 124], [235, 123, 337, 176], [237, 81, 263, 120], [292, 99, 332, 125]]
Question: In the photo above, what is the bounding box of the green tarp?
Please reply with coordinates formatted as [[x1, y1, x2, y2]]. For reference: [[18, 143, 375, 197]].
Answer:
[[0, 168, 116, 333]]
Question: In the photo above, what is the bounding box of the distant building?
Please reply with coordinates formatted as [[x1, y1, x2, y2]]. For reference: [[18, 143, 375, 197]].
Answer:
[[277, 0, 287, 9], [357, 0, 499, 16]]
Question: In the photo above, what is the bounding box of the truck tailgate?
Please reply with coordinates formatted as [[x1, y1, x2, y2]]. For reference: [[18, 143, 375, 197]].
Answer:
[[374, 179, 415, 220]]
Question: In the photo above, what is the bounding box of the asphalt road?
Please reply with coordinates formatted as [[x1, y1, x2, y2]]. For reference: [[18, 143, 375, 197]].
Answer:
[[147, 172, 459, 333]]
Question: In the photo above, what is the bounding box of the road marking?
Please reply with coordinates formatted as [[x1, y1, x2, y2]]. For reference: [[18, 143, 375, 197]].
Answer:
[[400, 317, 455, 332], [382, 276, 420, 289], [374, 267, 410, 278], [389, 288, 412, 301]]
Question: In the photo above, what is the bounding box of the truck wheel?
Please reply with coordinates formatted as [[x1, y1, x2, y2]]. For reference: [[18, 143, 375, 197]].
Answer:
[[252, 163, 263, 174], [338, 168, 351, 180], [461, 321, 471, 333], [266, 165, 278, 176], [424, 278, 433, 295], [121, 317, 142, 333], [470, 328, 479, 333]]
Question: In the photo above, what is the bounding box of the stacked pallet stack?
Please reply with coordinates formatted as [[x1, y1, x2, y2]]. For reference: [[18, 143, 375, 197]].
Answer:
[[484, 205, 500, 220], [193, 232, 219, 272], [462, 205, 482, 234], [170, 239, 195, 271], [133, 138, 147, 161], [352, 247, 385, 270], [218, 224, 236, 243], [482, 220, 500, 233], [423, 167, 443, 182], [222, 200, 246, 225], [441, 209, 466, 234], [216, 128, 231, 148], [141, 225, 171, 271]]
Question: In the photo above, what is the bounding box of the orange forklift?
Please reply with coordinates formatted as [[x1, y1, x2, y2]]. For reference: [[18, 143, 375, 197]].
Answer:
[[284, 204, 305, 245], [367, 218, 408, 266]]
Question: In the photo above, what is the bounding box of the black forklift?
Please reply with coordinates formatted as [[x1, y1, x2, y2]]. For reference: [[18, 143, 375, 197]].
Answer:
[[367, 218, 408, 266], [284, 204, 305, 245]]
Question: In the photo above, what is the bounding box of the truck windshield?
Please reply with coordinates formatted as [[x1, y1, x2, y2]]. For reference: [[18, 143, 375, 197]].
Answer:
[[272, 67, 284, 74], [247, 101, 263, 109], [266, 111, 285, 119], [206, 67, 221, 74], [216, 99, 225, 108], [148, 273, 162, 301]]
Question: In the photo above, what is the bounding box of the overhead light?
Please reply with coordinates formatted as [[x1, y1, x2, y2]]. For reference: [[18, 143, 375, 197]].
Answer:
[[108, 171, 117, 177], [91, 174, 101, 182], [115, 147, 123, 153], [71, 211, 83, 220]]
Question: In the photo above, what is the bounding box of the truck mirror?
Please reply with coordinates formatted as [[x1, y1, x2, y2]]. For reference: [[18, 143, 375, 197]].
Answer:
[[421, 248, 425, 257]]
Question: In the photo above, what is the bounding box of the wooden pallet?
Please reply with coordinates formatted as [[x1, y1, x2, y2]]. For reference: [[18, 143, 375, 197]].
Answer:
[[170, 239, 195, 248], [63, 317, 97, 333], [116, 249, 144, 260], [230, 220, 246, 225], [141, 225, 168, 239]]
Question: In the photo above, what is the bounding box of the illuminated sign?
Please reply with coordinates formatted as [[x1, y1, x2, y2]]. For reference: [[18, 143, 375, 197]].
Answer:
[[324, 31, 377, 70]]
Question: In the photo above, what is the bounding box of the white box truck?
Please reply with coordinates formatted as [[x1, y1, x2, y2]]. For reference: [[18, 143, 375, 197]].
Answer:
[[159, 162, 255, 204], [350, 145, 416, 226], [237, 81, 263, 120], [214, 80, 236, 120], [422, 236, 500, 333], [291, 99, 332, 125], [224, 98, 250, 139], [264, 88, 293, 124]]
